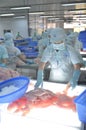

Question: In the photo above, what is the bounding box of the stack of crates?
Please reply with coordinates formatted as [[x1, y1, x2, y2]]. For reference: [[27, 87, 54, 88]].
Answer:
[[24, 37, 32, 44], [14, 39, 26, 46], [24, 40, 39, 58], [15, 38, 39, 58], [78, 30, 86, 51]]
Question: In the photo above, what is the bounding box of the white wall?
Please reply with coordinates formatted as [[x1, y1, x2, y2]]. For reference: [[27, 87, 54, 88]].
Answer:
[[0, 17, 29, 39]]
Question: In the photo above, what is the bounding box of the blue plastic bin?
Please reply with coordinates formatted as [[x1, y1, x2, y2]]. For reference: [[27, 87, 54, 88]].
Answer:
[[82, 42, 86, 51], [24, 51, 38, 58], [78, 31, 86, 40], [24, 38, 32, 43], [0, 76, 30, 103], [74, 90, 86, 123], [28, 41, 38, 47], [78, 31, 86, 50], [17, 45, 29, 51]]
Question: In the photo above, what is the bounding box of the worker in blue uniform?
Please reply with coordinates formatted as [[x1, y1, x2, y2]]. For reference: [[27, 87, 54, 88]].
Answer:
[[0, 39, 20, 81], [3, 32, 27, 69], [66, 31, 83, 53], [34, 30, 51, 64], [34, 27, 85, 94], [0, 39, 8, 67]]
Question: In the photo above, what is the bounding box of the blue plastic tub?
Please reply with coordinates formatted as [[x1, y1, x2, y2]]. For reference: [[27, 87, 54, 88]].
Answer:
[[0, 76, 30, 103], [28, 41, 38, 47], [17, 45, 29, 51], [74, 90, 86, 123], [24, 38, 32, 43], [78, 31, 86, 39], [81, 41, 86, 51], [24, 51, 38, 58]]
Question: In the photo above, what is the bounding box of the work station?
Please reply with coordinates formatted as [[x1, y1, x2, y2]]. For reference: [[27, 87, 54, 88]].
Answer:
[[0, 0, 86, 130]]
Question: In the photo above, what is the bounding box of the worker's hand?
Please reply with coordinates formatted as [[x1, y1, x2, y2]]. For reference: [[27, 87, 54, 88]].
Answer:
[[63, 69, 81, 95], [63, 82, 71, 94], [34, 70, 43, 89], [26, 59, 34, 64], [0, 63, 6, 68], [84, 61, 86, 67], [34, 57, 41, 64], [69, 70, 81, 89]]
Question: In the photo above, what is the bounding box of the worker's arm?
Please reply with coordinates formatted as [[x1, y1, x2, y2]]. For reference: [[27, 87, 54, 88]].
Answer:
[[34, 62, 46, 89], [2, 58, 8, 64], [64, 63, 83, 93], [0, 58, 8, 67], [18, 53, 26, 62]]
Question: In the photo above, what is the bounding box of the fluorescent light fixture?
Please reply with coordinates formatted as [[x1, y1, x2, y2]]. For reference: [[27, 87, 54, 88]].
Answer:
[[68, 8, 86, 12], [10, 6, 31, 10], [13, 16, 25, 19], [78, 17, 86, 20], [0, 13, 15, 16], [62, 1, 86, 6], [73, 14, 86, 16], [48, 18, 64, 22], [29, 12, 44, 15], [55, 19, 64, 21], [48, 17, 60, 20], [40, 15, 53, 18]]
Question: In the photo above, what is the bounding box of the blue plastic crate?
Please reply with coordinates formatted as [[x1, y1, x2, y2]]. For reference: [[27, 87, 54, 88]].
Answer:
[[0, 76, 30, 103], [80, 41, 86, 51], [24, 38, 32, 43], [0, 38, 4, 40], [74, 90, 86, 123], [23, 47, 35, 52], [78, 31, 86, 40], [17, 45, 29, 51], [28, 41, 38, 47], [24, 51, 38, 58]]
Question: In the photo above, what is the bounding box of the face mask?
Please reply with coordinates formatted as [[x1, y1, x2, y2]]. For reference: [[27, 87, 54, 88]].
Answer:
[[52, 43, 65, 50]]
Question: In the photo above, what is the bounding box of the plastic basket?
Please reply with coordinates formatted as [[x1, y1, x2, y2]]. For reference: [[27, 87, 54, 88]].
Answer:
[[81, 41, 86, 51], [28, 41, 38, 47], [24, 51, 38, 58], [24, 38, 32, 43], [78, 31, 86, 39], [74, 89, 86, 123], [17, 45, 29, 51], [0, 76, 30, 103]]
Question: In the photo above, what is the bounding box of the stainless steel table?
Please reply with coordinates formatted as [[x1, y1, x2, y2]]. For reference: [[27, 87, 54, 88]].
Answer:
[[16, 64, 50, 80]]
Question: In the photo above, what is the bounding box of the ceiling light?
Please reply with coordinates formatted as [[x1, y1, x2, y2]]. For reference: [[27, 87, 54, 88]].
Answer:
[[48, 17, 60, 20], [0, 13, 15, 16], [48, 17, 64, 22], [61, 1, 86, 6], [10, 6, 31, 10], [73, 14, 86, 16], [78, 17, 86, 20], [29, 12, 44, 15], [68, 8, 86, 12], [40, 15, 53, 18], [13, 16, 25, 19]]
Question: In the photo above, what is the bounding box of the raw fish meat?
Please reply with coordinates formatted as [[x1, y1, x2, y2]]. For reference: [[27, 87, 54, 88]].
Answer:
[[0, 67, 20, 81], [7, 88, 77, 116], [55, 92, 76, 111], [25, 88, 58, 108]]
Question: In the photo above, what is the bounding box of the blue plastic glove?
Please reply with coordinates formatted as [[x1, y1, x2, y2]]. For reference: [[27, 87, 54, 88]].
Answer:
[[84, 61, 86, 67], [26, 60, 34, 64], [34, 70, 43, 89], [0, 63, 6, 68], [69, 70, 81, 90]]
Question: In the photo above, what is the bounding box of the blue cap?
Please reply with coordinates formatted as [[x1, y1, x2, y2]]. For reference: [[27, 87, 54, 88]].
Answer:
[[50, 28, 66, 43]]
